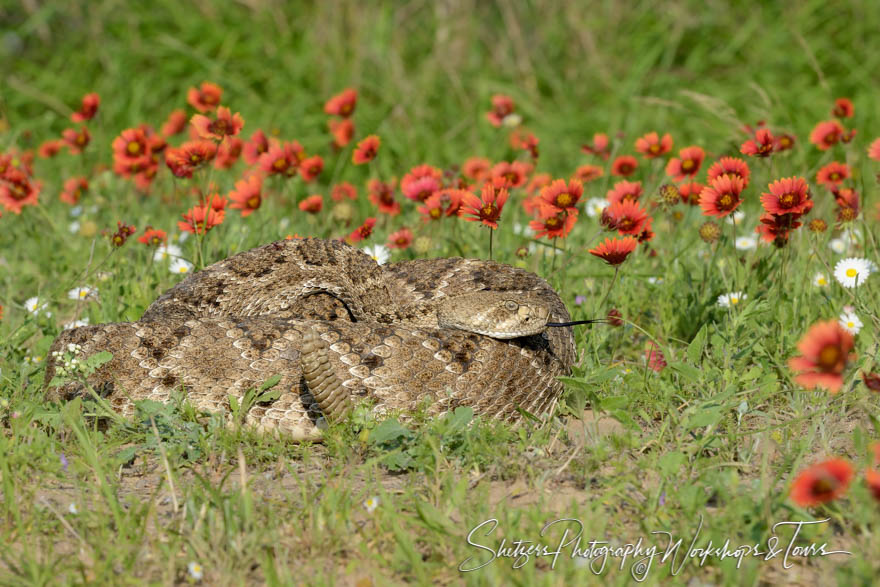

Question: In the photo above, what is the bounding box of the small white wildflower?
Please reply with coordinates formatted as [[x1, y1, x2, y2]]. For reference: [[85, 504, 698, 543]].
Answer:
[[68, 220, 81, 234], [813, 273, 829, 287], [512, 223, 534, 237], [829, 238, 846, 254], [153, 243, 184, 262], [725, 210, 746, 225], [169, 258, 194, 275], [68, 503, 78, 515], [734, 235, 757, 251], [363, 496, 379, 514], [833, 257, 873, 288], [187, 561, 203, 581], [279, 217, 290, 229], [63, 318, 90, 330], [585, 197, 607, 218], [69, 205, 83, 217], [646, 277, 664, 285], [24, 355, 43, 364], [24, 296, 49, 316], [362, 244, 390, 265], [177, 232, 190, 243], [501, 113, 522, 128], [717, 291, 746, 308], [67, 286, 97, 301], [840, 227, 861, 245], [839, 310, 863, 335]]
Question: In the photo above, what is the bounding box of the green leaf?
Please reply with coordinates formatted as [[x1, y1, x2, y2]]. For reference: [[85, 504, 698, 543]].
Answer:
[[85, 351, 113, 369], [600, 395, 629, 410], [687, 324, 707, 364], [368, 418, 413, 446], [658, 451, 687, 476], [259, 374, 282, 392], [684, 407, 723, 430], [668, 361, 701, 382], [415, 501, 455, 535]]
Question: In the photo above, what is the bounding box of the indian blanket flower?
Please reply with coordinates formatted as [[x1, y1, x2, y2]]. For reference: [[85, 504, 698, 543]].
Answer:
[[331, 182, 357, 202], [352, 134, 380, 165], [324, 88, 357, 118], [774, 133, 796, 152], [258, 141, 302, 177], [187, 82, 223, 112], [191, 106, 244, 140], [228, 174, 263, 217], [699, 174, 745, 218], [581, 133, 610, 160], [462, 157, 491, 180], [387, 227, 414, 250], [298, 194, 323, 214], [832, 98, 854, 118], [510, 129, 539, 159], [108, 221, 136, 247], [214, 136, 243, 169], [62, 127, 90, 154], [60, 177, 88, 205], [138, 227, 167, 246], [402, 172, 442, 202], [490, 161, 531, 188], [665, 146, 705, 181], [299, 155, 323, 182], [868, 138, 880, 161], [760, 176, 811, 215], [603, 199, 649, 235], [867, 470, 880, 503], [839, 310, 862, 335], [788, 320, 854, 393], [328, 118, 354, 148], [833, 257, 873, 288], [460, 181, 509, 229], [756, 212, 807, 245], [790, 459, 854, 507], [347, 217, 377, 243], [243, 129, 271, 165], [717, 291, 746, 307], [678, 182, 705, 206], [367, 179, 400, 215], [529, 205, 578, 239], [112, 127, 151, 166], [572, 164, 603, 184], [707, 157, 750, 188], [0, 173, 41, 213], [635, 132, 672, 158], [540, 179, 583, 213], [834, 188, 860, 223], [589, 236, 638, 265], [161, 109, 188, 137], [418, 193, 446, 222], [71, 93, 100, 122], [606, 180, 643, 204], [486, 94, 515, 127], [38, 139, 64, 158], [165, 140, 217, 178], [809, 120, 845, 150], [611, 155, 638, 177], [816, 162, 849, 189], [178, 205, 225, 235], [740, 128, 774, 157]]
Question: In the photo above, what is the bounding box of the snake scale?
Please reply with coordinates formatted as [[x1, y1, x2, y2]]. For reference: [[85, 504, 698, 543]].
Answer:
[[44, 238, 577, 440]]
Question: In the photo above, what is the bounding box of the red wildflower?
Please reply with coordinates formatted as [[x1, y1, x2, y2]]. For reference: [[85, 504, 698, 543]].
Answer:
[[462, 157, 491, 181], [867, 470, 880, 503], [756, 212, 805, 243], [460, 181, 509, 229], [572, 164, 603, 184], [178, 205, 225, 235], [328, 118, 354, 148], [706, 157, 750, 188], [665, 146, 705, 181], [529, 205, 578, 239], [433, 188, 466, 217], [324, 88, 357, 118], [112, 127, 151, 165], [540, 179, 582, 213], [809, 120, 845, 150], [637, 216, 655, 243], [606, 180, 643, 204], [816, 162, 849, 189], [486, 94, 515, 127], [387, 227, 414, 250], [347, 217, 377, 243], [788, 320, 854, 393], [187, 82, 223, 113], [258, 141, 302, 177], [605, 200, 649, 235], [510, 130, 539, 159], [298, 194, 323, 214], [606, 309, 624, 327], [352, 135, 380, 165], [367, 178, 400, 215], [611, 155, 638, 177], [60, 177, 88, 205], [678, 182, 705, 206], [0, 172, 41, 213], [62, 126, 90, 154], [581, 133, 610, 160], [243, 130, 271, 165], [191, 106, 244, 140], [645, 344, 667, 372], [214, 137, 243, 169], [71, 93, 100, 122], [138, 227, 168, 247], [402, 169, 442, 202], [525, 173, 552, 195], [418, 193, 446, 222], [698, 174, 745, 218], [490, 161, 531, 188], [740, 128, 775, 157], [834, 188, 860, 223], [38, 140, 64, 158], [228, 174, 263, 217], [831, 98, 854, 119], [165, 140, 217, 178], [108, 221, 136, 247], [589, 236, 638, 265], [299, 155, 324, 182], [331, 182, 357, 202], [790, 458, 854, 507], [760, 176, 811, 215], [161, 109, 188, 137], [774, 133, 796, 152], [635, 132, 672, 158], [869, 138, 880, 162]]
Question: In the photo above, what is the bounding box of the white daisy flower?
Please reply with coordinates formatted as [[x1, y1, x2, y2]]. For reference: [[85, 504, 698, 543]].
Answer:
[[363, 496, 380, 514], [839, 310, 863, 335], [834, 257, 873, 288], [67, 286, 97, 301], [187, 561, 203, 581], [153, 243, 184, 262], [169, 258, 194, 275], [24, 296, 50, 316], [734, 235, 757, 251], [362, 244, 390, 265], [68, 503, 78, 515], [63, 318, 90, 330], [717, 291, 746, 307], [725, 210, 746, 225], [584, 197, 607, 218], [813, 273, 829, 287], [829, 239, 846, 254], [68, 220, 81, 234], [646, 277, 664, 285], [501, 113, 522, 128]]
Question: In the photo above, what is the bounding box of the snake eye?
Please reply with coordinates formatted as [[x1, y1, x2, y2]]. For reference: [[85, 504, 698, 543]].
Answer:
[[503, 300, 518, 312]]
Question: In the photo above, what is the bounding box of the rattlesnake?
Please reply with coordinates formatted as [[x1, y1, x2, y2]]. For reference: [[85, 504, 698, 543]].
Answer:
[[44, 238, 577, 440]]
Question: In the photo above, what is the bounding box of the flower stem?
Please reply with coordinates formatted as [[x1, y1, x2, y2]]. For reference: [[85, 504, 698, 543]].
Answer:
[[596, 265, 621, 310]]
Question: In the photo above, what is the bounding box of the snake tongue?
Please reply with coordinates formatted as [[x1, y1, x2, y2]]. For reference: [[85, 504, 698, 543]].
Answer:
[[545, 319, 606, 327]]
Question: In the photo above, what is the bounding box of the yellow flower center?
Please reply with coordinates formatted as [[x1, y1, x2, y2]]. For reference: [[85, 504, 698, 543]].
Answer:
[[681, 159, 695, 171], [847, 321, 855, 328], [718, 194, 733, 208], [247, 196, 260, 208], [846, 268, 858, 278], [557, 193, 573, 207], [730, 297, 739, 304], [817, 344, 841, 370], [818, 278, 827, 285], [127, 142, 141, 155], [779, 193, 796, 207]]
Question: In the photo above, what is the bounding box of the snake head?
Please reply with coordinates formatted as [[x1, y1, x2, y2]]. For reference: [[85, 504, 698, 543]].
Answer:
[[437, 291, 551, 339]]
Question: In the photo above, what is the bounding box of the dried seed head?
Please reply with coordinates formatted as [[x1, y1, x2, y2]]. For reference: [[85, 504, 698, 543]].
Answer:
[[699, 221, 721, 243], [658, 183, 681, 207], [808, 218, 828, 233]]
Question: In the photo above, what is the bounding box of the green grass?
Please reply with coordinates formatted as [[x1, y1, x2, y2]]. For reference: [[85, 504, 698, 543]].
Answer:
[[2, 0, 880, 584]]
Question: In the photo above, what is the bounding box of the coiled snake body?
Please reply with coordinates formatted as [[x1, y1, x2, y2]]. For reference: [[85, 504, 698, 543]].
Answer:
[[45, 238, 576, 440]]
